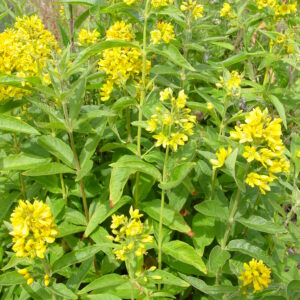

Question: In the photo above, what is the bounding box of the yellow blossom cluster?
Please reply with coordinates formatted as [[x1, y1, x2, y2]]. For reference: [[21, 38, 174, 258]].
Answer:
[[123, 0, 138, 5], [220, 2, 235, 19], [216, 70, 242, 97], [107, 207, 153, 261], [146, 88, 196, 152], [230, 107, 290, 194], [10, 200, 58, 259], [18, 268, 34, 286], [0, 15, 59, 102], [257, 0, 297, 18], [238, 259, 271, 293], [78, 28, 100, 46], [98, 21, 150, 101], [180, 0, 204, 20], [150, 21, 175, 44], [151, 0, 174, 8], [210, 146, 232, 170]]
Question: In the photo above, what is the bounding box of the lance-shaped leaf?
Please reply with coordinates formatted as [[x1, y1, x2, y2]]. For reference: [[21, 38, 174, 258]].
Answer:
[[0, 114, 40, 135], [163, 240, 207, 274], [141, 199, 191, 234], [23, 162, 75, 176]]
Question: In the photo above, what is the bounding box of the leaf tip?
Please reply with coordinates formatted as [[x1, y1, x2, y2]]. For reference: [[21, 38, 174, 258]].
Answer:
[[187, 230, 194, 237], [110, 199, 114, 208]]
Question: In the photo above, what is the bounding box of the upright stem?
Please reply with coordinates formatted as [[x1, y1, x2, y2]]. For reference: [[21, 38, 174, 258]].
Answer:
[[59, 172, 67, 202], [62, 102, 89, 222], [218, 95, 229, 139], [221, 188, 241, 250], [69, 4, 74, 51], [126, 108, 132, 142], [158, 145, 170, 271], [135, 0, 150, 207], [210, 169, 217, 200]]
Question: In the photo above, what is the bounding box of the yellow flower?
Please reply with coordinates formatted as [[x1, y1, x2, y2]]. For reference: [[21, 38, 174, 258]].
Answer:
[[10, 200, 57, 259], [245, 173, 275, 195], [193, 4, 204, 19], [129, 206, 143, 219], [177, 90, 187, 108], [160, 88, 173, 101], [44, 274, 50, 287], [210, 146, 232, 170], [0, 15, 59, 102], [111, 214, 126, 229], [146, 118, 158, 132], [78, 28, 100, 46], [243, 146, 260, 162], [151, 22, 175, 44], [106, 21, 134, 41], [286, 44, 294, 54], [169, 132, 188, 151], [135, 244, 146, 256], [207, 102, 214, 110], [153, 132, 169, 148], [220, 3, 232, 18], [150, 29, 162, 44], [297, 150, 300, 158], [151, 0, 173, 8], [27, 277, 34, 286], [275, 34, 285, 44], [123, 0, 138, 5], [100, 81, 114, 102], [238, 259, 271, 293]]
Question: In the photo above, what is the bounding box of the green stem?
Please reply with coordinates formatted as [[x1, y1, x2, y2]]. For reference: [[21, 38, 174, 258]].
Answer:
[[210, 169, 217, 200], [59, 172, 67, 202], [135, 0, 150, 207], [158, 145, 170, 271], [126, 107, 132, 142], [218, 95, 229, 139], [62, 102, 89, 223], [221, 188, 241, 250]]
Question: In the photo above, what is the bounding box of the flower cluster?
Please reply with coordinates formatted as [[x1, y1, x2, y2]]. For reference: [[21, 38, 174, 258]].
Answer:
[[238, 259, 271, 293], [0, 15, 59, 102], [78, 28, 100, 46], [146, 88, 196, 152], [98, 21, 150, 101], [107, 207, 153, 261], [210, 146, 232, 170], [151, 0, 173, 8], [257, 0, 297, 18], [220, 2, 235, 19], [150, 21, 175, 44], [216, 70, 242, 97], [10, 200, 58, 259], [180, 0, 204, 20], [123, 0, 138, 5], [230, 107, 290, 194], [18, 268, 34, 286]]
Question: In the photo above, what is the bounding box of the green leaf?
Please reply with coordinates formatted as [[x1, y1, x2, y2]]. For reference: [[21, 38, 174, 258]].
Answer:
[[208, 245, 230, 274], [153, 6, 186, 28], [149, 270, 190, 288], [69, 77, 87, 123], [215, 51, 265, 67], [0, 271, 25, 285], [85, 196, 132, 237], [148, 44, 195, 71], [0, 192, 18, 222], [66, 258, 93, 291], [109, 167, 133, 206], [179, 273, 238, 295], [269, 94, 287, 129], [1, 256, 31, 271], [49, 283, 78, 299], [84, 295, 122, 300], [78, 274, 127, 294], [159, 162, 195, 189], [52, 245, 112, 273], [110, 155, 161, 181], [57, 222, 86, 237], [227, 239, 272, 266], [236, 216, 287, 234], [0, 115, 40, 135], [38, 135, 75, 168], [141, 199, 191, 234], [23, 162, 75, 176], [0, 153, 51, 171], [112, 97, 136, 112], [287, 280, 300, 300], [163, 240, 207, 274], [194, 200, 229, 221]]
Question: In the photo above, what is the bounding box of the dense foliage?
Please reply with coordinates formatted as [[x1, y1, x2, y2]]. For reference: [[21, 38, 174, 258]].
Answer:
[[0, 0, 299, 299]]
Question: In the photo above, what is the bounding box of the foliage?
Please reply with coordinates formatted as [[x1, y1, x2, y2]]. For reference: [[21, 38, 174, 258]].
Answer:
[[0, 0, 299, 299]]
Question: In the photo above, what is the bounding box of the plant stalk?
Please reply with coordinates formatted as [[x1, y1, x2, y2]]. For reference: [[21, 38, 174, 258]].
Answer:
[[62, 102, 89, 222], [135, 0, 150, 207], [158, 145, 170, 271], [218, 95, 229, 139]]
